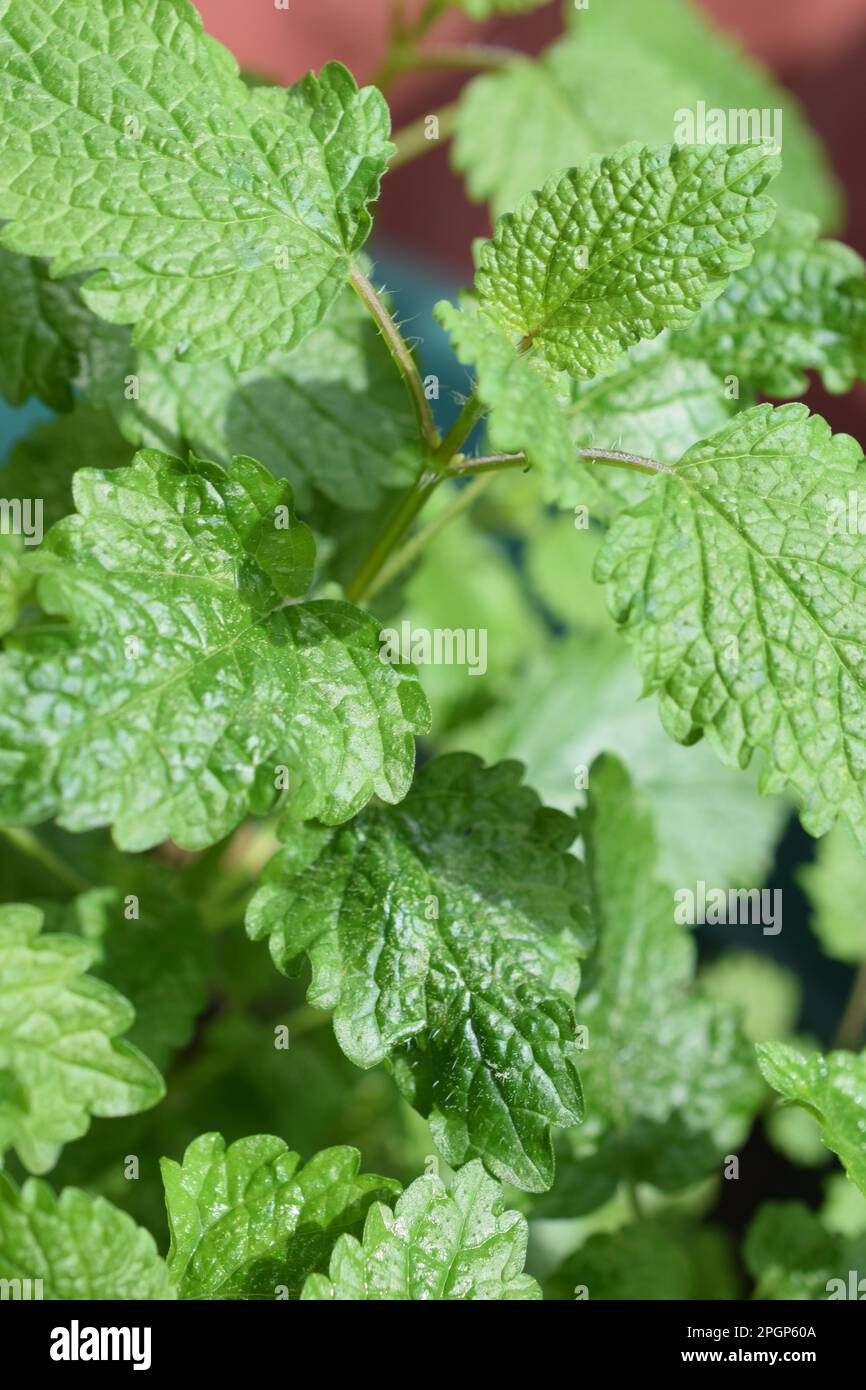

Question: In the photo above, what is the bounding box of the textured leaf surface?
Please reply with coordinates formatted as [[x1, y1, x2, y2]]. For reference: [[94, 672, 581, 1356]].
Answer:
[[0, 1, 393, 368], [302, 1160, 540, 1300], [1, 404, 133, 527], [559, 756, 762, 1210], [674, 211, 866, 397], [248, 753, 590, 1191], [472, 142, 778, 382], [745, 1201, 866, 1299], [0, 903, 163, 1173], [758, 1043, 866, 1196], [0, 1172, 174, 1298], [799, 825, 866, 963], [597, 402, 866, 848], [162, 1132, 398, 1299], [0, 450, 428, 850], [453, 0, 837, 225], [91, 285, 418, 512]]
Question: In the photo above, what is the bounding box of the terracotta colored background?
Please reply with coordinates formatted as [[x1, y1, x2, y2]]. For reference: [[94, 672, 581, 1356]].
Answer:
[[194, 0, 866, 435]]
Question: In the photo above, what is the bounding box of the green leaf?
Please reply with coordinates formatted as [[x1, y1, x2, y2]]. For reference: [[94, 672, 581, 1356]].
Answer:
[[471, 141, 779, 382], [41, 882, 210, 1073], [453, 0, 838, 226], [674, 210, 866, 397], [745, 1200, 866, 1299], [558, 212, 866, 516], [799, 824, 866, 963], [0, 902, 163, 1173], [0, 450, 428, 851], [161, 1132, 399, 1300], [0, 247, 124, 409], [758, 1043, 866, 1196], [0, 1172, 174, 1299], [597, 402, 866, 848], [247, 753, 590, 1192], [302, 1160, 540, 1300], [90, 285, 419, 513], [546, 1223, 694, 1301], [0, 0, 393, 369], [436, 295, 574, 489], [559, 756, 762, 1211]]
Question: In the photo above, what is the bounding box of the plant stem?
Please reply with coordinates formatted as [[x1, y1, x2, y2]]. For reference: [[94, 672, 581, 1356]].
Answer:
[[405, 43, 519, 73], [456, 445, 674, 478], [432, 390, 487, 467], [365, 472, 495, 601], [834, 958, 866, 1051], [391, 101, 459, 170], [349, 263, 438, 452], [371, 0, 448, 91], [575, 446, 674, 476], [0, 826, 90, 894], [345, 468, 443, 604]]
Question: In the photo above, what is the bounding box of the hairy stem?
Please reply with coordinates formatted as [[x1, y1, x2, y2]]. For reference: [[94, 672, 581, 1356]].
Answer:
[[455, 446, 674, 478], [349, 263, 438, 451], [365, 472, 495, 601], [432, 390, 487, 467], [0, 826, 90, 895], [406, 43, 519, 73], [391, 101, 459, 170], [834, 958, 866, 1051]]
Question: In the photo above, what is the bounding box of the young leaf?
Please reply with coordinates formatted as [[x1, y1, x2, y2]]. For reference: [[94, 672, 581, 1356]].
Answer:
[[557, 755, 762, 1211], [758, 1043, 866, 1196], [0, 1, 393, 368], [596, 402, 866, 848], [436, 296, 574, 487], [161, 1132, 399, 1300], [0, 451, 428, 850], [471, 141, 779, 382], [437, 142, 777, 496], [799, 824, 866, 963], [247, 753, 591, 1192], [0, 1172, 174, 1299], [302, 1160, 540, 1300], [0, 902, 163, 1173], [94, 286, 419, 513], [673, 210, 866, 397], [453, 0, 837, 226]]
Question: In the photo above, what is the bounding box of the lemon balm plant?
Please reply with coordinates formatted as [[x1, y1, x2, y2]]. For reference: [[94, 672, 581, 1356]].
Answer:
[[0, 0, 865, 1303]]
